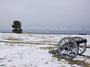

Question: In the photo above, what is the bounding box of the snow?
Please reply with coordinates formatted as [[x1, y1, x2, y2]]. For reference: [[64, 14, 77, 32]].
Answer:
[[0, 33, 90, 67]]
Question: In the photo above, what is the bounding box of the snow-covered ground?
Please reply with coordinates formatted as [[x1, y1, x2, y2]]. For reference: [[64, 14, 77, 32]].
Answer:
[[0, 33, 90, 67]]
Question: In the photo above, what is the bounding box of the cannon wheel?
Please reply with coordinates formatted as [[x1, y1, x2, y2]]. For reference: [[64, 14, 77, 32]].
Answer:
[[72, 37, 87, 55], [57, 37, 79, 59]]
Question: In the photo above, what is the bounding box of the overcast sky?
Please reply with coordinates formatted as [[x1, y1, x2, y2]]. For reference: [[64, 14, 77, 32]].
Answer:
[[0, 0, 90, 32]]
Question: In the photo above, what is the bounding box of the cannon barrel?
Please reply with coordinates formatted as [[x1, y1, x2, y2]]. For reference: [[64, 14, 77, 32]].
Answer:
[[64, 39, 87, 45], [75, 39, 87, 44]]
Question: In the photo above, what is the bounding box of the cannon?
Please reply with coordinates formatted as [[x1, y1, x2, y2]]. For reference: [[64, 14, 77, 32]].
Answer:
[[50, 37, 87, 59]]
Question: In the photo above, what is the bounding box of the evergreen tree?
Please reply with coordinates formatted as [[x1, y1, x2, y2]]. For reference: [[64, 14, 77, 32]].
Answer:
[[12, 21, 22, 33]]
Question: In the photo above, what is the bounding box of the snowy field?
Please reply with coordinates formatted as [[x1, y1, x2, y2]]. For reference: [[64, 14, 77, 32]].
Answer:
[[0, 33, 90, 67]]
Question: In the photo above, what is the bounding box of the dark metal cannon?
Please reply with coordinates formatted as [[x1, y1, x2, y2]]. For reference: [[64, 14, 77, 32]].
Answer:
[[49, 36, 87, 59], [72, 39, 87, 44]]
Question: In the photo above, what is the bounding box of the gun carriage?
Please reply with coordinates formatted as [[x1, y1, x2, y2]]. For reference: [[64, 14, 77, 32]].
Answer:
[[50, 37, 87, 59]]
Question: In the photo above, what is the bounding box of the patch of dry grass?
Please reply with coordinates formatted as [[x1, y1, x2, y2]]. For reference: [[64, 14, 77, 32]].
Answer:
[[52, 54, 90, 67]]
